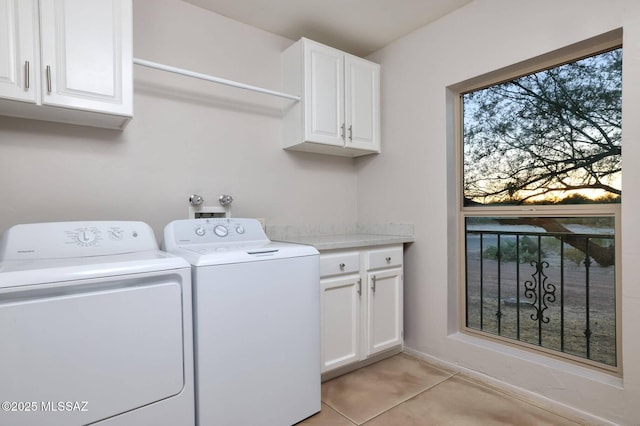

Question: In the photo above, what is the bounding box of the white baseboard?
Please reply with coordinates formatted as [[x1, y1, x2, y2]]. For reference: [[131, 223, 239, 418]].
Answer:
[[402, 347, 619, 426]]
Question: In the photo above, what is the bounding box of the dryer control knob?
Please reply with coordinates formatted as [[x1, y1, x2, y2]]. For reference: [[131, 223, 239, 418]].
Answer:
[[214, 225, 228, 237], [236, 226, 245, 234], [195, 227, 206, 236]]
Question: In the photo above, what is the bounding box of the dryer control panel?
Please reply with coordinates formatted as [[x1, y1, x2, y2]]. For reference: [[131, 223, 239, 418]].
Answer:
[[0, 221, 158, 261], [163, 218, 268, 249]]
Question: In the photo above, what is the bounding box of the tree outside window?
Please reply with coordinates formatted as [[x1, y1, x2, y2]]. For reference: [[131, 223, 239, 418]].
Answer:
[[463, 48, 621, 206]]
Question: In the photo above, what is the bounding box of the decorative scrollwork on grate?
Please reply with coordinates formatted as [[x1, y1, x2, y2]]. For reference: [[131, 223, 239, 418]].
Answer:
[[524, 260, 557, 324]]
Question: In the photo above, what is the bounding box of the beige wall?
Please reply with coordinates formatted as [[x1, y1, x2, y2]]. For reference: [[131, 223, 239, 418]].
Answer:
[[2, 0, 639, 423], [359, 0, 640, 423], [0, 0, 359, 240]]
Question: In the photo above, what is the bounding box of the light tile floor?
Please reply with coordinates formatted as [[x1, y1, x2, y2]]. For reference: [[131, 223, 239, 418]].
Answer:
[[299, 353, 581, 426]]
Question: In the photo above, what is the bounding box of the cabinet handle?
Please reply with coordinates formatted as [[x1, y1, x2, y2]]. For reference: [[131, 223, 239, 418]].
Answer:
[[348, 125, 353, 141], [46, 65, 52, 94], [340, 123, 345, 139], [386, 256, 391, 263], [372, 275, 376, 293], [339, 263, 345, 270], [24, 61, 30, 89], [357, 278, 362, 296]]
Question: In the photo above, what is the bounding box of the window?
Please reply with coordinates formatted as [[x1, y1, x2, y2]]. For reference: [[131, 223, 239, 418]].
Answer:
[[460, 47, 622, 372]]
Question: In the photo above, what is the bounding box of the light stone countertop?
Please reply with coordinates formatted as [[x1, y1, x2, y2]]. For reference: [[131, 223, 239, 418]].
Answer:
[[267, 223, 414, 251]]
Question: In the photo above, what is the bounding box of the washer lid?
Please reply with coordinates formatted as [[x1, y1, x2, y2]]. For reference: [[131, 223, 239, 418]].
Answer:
[[0, 250, 190, 288], [172, 241, 318, 266]]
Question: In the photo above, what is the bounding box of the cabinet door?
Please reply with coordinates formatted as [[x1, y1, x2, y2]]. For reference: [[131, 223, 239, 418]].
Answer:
[[366, 268, 403, 356], [321, 274, 361, 373], [0, 0, 37, 103], [345, 55, 380, 152], [38, 0, 132, 115], [303, 40, 344, 147]]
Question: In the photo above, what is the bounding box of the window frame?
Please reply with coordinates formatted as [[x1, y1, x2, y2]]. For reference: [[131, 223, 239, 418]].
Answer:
[[454, 32, 623, 376]]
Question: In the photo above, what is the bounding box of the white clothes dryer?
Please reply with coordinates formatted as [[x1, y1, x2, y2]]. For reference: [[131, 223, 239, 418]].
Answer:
[[163, 218, 320, 426], [0, 221, 194, 426]]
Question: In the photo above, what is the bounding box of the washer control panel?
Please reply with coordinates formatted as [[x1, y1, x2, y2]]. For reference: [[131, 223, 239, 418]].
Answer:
[[0, 221, 158, 261], [164, 218, 268, 249]]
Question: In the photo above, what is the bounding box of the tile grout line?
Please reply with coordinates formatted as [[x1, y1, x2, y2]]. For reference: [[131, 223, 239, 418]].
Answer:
[[358, 374, 461, 425], [403, 353, 585, 424], [315, 354, 583, 425], [317, 403, 358, 425], [322, 372, 457, 425]]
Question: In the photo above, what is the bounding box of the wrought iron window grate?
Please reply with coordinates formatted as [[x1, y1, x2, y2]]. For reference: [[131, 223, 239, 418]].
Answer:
[[465, 226, 616, 367]]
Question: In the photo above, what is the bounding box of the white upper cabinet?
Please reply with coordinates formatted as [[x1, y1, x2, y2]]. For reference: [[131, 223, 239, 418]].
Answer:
[[0, 0, 132, 129], [39, 0, 132, 115], [283, 38, 380, 157], [345, 56, 380, 152], [0, 0, 37, 103], [304, 41, 344, 147]]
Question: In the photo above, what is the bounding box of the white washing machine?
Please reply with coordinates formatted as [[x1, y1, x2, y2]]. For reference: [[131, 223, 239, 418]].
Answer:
[[163, 218, 320, 426], [0, 221, 195, 426]]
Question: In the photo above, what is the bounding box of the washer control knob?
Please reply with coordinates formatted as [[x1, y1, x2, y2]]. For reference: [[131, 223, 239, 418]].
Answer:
[[214, 225, 228, 237], [195, 226, 205, 236], [235, 226, 245, 234]]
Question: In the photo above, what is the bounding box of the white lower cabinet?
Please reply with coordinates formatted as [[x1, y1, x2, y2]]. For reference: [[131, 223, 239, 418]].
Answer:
[[320, 245, 403, 374], [320, 273, 361, 372], [366, 267, 403, 356]]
